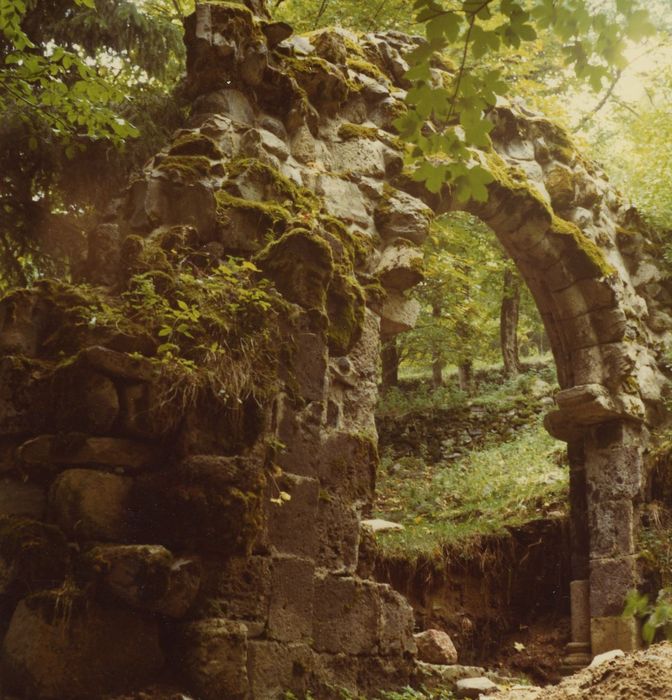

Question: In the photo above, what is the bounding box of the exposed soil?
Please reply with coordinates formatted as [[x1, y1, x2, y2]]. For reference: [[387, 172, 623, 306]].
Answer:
[[494, 642, 672, 699], [372, 518, 572, 683]]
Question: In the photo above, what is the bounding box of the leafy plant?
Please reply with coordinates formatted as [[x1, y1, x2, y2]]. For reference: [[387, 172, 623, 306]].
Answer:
[[400, 0, 655, 200], [623, 588, 672, 644]]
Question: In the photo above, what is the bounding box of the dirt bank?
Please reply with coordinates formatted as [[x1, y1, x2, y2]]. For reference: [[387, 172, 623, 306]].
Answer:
[[494, 642, 672, 699]]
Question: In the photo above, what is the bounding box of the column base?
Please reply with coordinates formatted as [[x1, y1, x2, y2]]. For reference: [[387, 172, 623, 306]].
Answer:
[[560, 642, 591, 676], [590, 616, 641, 656]]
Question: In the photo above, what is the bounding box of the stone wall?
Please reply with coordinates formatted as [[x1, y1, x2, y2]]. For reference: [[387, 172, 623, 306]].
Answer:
[[0, 1, 670, 697]]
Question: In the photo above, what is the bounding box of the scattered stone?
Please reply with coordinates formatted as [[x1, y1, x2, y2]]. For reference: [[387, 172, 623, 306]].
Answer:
[[361, 518, 404, 533], [456, 676, 499, 698], [414, 629, 459, 665], [589, 648, 625, 667]]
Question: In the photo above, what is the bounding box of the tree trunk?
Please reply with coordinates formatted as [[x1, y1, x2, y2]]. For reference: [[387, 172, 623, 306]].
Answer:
[[458, 360, 472, 394], [381, 336, 399, 390], [432, 357, 444, 388], [431, 303, 443, 388], [500, 267, 521, 378]]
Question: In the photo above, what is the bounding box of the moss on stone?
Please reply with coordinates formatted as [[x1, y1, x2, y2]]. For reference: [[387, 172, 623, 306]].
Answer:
[[215, 190, 292, 228], [337, 122, 380, 141], [326, 269, 366, 356], [346, 57, 389, 84], [484, 151, 613, 277], [169, 132, 223, 160], [283, 55, 351, 106], [319, 214, 372, 269], [255, 228, 334, 310], [225, 157, 320, 212], [156, 155, 212, 181], [549, 215, 615, 277]]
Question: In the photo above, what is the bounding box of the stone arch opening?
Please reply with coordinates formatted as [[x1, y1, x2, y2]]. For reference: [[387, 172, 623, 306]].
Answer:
[[432, 104, 671, 660]]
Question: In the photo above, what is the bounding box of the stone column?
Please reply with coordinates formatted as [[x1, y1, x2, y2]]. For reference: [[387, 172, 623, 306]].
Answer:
[[561, 441, 592, 672], [585, 420, 644, 655]]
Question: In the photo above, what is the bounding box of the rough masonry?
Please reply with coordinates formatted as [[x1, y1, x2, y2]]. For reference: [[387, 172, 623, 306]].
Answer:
[[0, 0, 669, 697]]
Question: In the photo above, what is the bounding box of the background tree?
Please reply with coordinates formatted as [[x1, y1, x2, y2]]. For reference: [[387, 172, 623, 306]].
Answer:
[[0, 0, 190, 288]]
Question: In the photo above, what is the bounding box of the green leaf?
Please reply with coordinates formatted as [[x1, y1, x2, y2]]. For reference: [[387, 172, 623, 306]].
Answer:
[[426, 12, 461, 42]]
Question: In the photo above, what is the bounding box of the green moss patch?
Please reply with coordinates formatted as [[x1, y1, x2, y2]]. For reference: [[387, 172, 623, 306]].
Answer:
[[255, 228, 334, 310], [156, 155, 212, 181], [326, 270, 366, 356], [346, 56, 389, 84], [168, 132, 223, 160]]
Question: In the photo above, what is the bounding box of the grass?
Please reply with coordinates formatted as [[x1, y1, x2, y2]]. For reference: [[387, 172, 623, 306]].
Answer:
[[374, 418, 568, 560]]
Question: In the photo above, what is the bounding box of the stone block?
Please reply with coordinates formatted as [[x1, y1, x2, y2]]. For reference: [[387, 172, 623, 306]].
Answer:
[[310, 652, 359, 697], [585, 444, 642, 500], [192, 89, 256, 126], [456, 677, 498, 698], [414, 629, 457, 665], [282, 331, 328, 403], [0, 289, 50, 357], [0, 357, 51, 436], [380, 291, 421, 335], [589, 555, 638, 617], [554, 279, 617, 320], [118, 382, 178, 439], [80, 346, 156, 382], [179, 619, 248, 700], [132, 454, 264, 554], [0, 479, 46, 519], [1, 594, 163, 699], [84, 544, 201, 618], [267, 473, 319, 557], [376, 239, 424, 291], [19, 434, 159, 472], [375, 189, 431, 244], [275, 400, 323, 478], [197, 555, 271, 622], [49, 469, 134, 541], [268, 555, 314, 643], [248, 640, 313, 699], [313, 574, 379, 654], [379, 584, 416, 656], [316, 174, 370, 228], [318, 431, 376, 503], [590, 615, 641, 656], [51, 365, 119, 434], [315, 495, 360, 573], [588, 499, 634, 558]]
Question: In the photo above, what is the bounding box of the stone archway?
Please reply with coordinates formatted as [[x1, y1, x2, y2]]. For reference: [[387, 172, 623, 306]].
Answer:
[[0, 2, 670, 697], [459, 103, 671, 659]]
